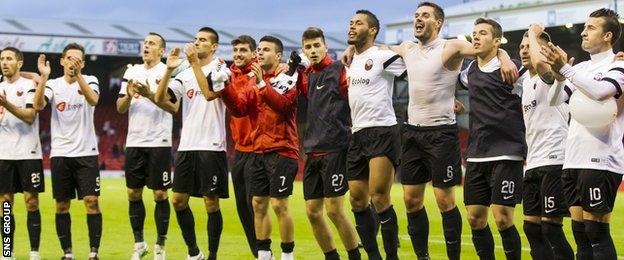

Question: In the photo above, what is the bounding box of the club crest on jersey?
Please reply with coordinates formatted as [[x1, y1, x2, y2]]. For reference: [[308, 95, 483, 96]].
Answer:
[[77, 89, 83, 95], [187, 89, 195, 99], [133, 92, 141, 99], [56, 102, 66, 111], [155, 78, 161, 85], [594, 73, 603, 81], [364, 59, 373, 71], [16, 90, 23, 96]]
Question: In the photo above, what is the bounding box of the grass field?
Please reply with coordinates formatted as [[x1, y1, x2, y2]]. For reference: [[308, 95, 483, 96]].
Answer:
[[6, 178, 624, 259]]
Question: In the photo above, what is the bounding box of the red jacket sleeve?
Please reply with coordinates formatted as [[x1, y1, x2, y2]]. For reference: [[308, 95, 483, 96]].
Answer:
[[297, 69, 309, 98], [339, 67, 349, 98], [220, 80, 255, 117], [259, 79, 298, 115]]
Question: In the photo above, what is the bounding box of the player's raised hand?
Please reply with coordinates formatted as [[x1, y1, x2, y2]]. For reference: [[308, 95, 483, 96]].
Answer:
[[134, 79, 151, 97], [37, 54, 51, 77], [251, 62, 264, 85], [126, 80, 137, 98], [166, 48, 182, 69], [184, 43, 199, 64], [341, 45, 355, 67]]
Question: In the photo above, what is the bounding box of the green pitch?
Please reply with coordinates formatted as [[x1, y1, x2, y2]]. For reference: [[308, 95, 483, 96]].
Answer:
[[6, 178, 624, 259]]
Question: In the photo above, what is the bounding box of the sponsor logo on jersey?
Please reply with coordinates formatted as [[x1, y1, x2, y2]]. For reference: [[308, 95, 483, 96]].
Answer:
[[364, 59, 373, 71], [350, 77, 370, 86], [593, 72, 603, 81], [56, 102, 84, 112], [16, 90, 23, 96], [186, 89, 195, 99], [523, 100, 537, 113], [56, 102, 66, 111]]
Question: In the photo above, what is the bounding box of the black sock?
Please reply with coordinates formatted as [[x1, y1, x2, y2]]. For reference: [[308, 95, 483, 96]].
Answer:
[[542, 221, 573, 260], [154, 198, 170, 246], [324, 249, 339, 260], [281, 241, 294, 253], [471, 225, 494, 260], [523, 221, 553, 260], [87, 213, 102, 250], [256, 238, 271, 251], [353, 207, 382, 260], [407, 208, 429, 258], [175, 207, 199, 256], [129, 200, 145, 243], [347, 247, 362, 260], [441, 207, 461, 260], [585, 220, 617, 259], [499, 225, 521, 260], [571, 220, 592, 260], [208, 210, 223, 260], [27, 210, 41, 251], [55, 213, 72, 252], [378, 205, 398, 260]]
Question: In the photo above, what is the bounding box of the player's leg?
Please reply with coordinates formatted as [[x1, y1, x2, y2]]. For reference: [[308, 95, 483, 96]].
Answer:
[[268, 153, 297, 260], [124, 147, 148, 257], [0, 161, 17, 257], [522, 168, 553, 260], [18, 160, 44, 256], [491, 160, 524, 260], [325, 196, 361, 260], [77, 156, 102, 260], [171, 152, 200, 258], [230, 152, 256, 257], [540, 166, 573, 260], [562, 169, 591, 259], [51, 157, 75, 259], [249, 154, 273, 260], [303, 156, 337, 258], [464, 162, 494, 260], [147, 147, 172, 259], [201, 151, 229, 260], [580, 170, 622, 259], [369, 155, 398, 260]]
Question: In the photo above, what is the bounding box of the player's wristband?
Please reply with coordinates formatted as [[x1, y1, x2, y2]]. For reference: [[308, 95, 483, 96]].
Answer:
[[257, 80, 266, 89]]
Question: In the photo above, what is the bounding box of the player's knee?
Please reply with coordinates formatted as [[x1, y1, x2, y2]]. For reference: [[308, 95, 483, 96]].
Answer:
[[252, 198, 269, 215], [326, 206, 344, 222], [403, 193, 424, 212], [24, 196, 39, 212], [203, 196, 220, 213], [467, 213, 487, 229], [171, 197, 188, 210], [435, 196, 456, 212], [349, 195, 368, 211], [306, 206, 323, 222], [1, 194, 12, 203], [271, 199, 290, 217], [55, 200, 71, 213], [494, 215, 514, 229], [84, 196, 100, 212], [370, 193, 390, 211], [127, 188, 143, 201], [153, 190, 168, 201]]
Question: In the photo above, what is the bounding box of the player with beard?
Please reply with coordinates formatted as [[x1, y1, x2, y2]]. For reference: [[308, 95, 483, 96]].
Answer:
[[116, 32, 176, 260], [33, 43, 102, 260], [458, 19, 527, 260], [542, 8, 623, 259], [0, 47, 44, 260], [341, 3, 517, 259], [345, 10, 407, 260], [154, 27, 230, 260], [519, 25, 574, 260]]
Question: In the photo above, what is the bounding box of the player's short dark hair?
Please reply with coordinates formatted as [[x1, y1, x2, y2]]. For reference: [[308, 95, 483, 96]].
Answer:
[[418, 1, 445, 22], [198, 27, 219, 44], [1, 47, 23, 61], [148, 32, 166, 49], [475, 18, 503, 39], [356, 9, 380, 39], [62, 43, 85, 59], [523, 30, 552, 43], [231, 35, 257, 51], [259, 35, 283, 54], [589, 8, 621, 45], [302, 27, 326, 44]]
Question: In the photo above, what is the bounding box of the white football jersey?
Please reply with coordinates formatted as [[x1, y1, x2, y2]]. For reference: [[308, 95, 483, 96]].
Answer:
[[554, 50, 623, 173], [521, 75, 568, 170], [168, 58, 227, 151], [0, 77, 43, 160], [347, 46, 406, 132], [44, 75, 99, 157], [120, 62, 172, 147]]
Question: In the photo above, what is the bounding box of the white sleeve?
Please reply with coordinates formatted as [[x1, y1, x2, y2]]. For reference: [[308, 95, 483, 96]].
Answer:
[[25, 81, 36, 106], [559, 63, 621, 100], [44, 81, 54, 102], [548, 79, 575, 106], [458, 61, 473, 89], [168, 73, 185, 102], [86, 76, 100, 94], [119, 67, 133, 96], [381, 51, 407, 77]]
